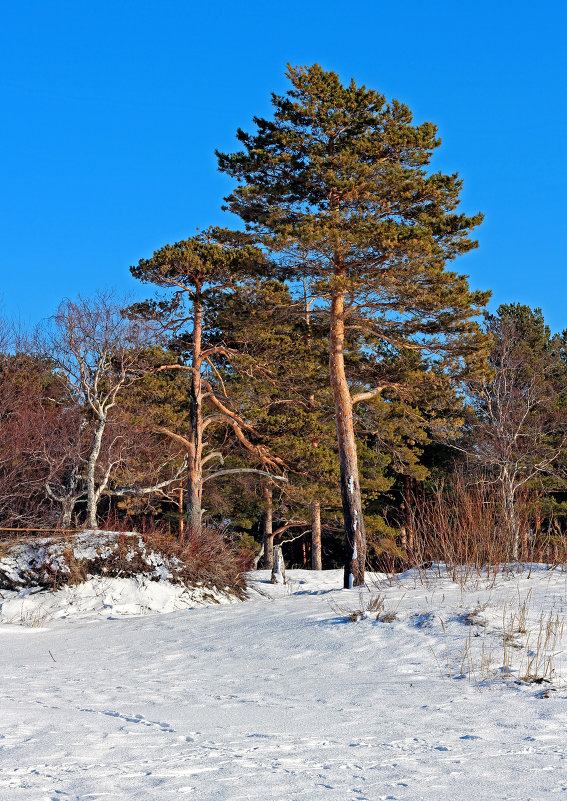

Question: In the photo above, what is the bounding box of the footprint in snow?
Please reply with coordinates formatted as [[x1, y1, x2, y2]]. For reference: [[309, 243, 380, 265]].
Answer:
[[80, 707, 174, 732]]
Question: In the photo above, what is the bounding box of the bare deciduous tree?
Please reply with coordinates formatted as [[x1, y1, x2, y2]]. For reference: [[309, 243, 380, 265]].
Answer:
[[41, 293, 158, 528], [464, 306, 567, 559]]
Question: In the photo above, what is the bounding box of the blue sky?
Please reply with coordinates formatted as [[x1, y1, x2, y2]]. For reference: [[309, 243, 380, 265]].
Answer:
[[1, 1, 566, 330]]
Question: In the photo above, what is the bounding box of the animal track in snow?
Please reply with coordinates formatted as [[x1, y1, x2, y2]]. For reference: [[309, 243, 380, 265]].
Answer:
[[78, 707, 175, 732]]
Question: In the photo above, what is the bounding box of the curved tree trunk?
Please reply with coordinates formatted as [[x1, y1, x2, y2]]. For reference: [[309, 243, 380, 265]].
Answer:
[[253, 541, 265, 570], [329, 289, 366, 588]]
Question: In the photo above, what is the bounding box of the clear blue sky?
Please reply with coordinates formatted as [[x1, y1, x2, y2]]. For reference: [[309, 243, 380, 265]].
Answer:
[[1, 1, 566, 330]]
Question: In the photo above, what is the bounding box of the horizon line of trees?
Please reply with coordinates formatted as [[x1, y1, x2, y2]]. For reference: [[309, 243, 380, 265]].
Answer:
[[2, 65, 567, 585]]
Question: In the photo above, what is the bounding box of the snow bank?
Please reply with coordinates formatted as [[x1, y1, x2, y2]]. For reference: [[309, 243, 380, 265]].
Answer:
[[0, 575, 239, 626], [0, 530, 182, 589], [0, 530, 241, 624]]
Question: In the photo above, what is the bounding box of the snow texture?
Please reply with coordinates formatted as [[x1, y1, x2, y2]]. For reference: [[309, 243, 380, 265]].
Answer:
[[2, 565, 567, 799]]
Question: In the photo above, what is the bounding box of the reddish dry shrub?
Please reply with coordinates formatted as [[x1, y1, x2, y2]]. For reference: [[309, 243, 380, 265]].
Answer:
[[99, 515, 255, 593], [404, 476, 567, 573], [138, 527, 253, 597]]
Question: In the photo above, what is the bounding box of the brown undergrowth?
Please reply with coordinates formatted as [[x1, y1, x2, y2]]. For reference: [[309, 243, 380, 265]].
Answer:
[[394, 477, 567, 580], [0, 526, 253, 598]]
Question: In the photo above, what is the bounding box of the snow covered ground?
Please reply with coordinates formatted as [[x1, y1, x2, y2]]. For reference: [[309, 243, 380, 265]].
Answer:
[[3, 566, 567, 800], [0, 576, 239, 625]]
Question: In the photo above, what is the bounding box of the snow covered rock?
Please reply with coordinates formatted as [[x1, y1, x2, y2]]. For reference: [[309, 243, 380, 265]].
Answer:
[[0, 530, 181, 590], [0, 530, 244, 625]]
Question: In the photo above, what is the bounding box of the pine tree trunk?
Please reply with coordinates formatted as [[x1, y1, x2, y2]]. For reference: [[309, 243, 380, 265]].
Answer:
[[535, 506, 541, 538], [186, 296, 204, 532], [329, 289, 366, 588], [400, 525, 407, 554], [178, 487, 185, 536], [262, 486, 274, 571], [187, 462, 202, 532], [311, 499, 322, 570]]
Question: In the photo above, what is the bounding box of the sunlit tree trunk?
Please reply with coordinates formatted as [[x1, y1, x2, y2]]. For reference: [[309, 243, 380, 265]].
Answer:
[[311, 499, 322, 570], [86, 417, 106, 529], [186, 294, 203, 531], [262, 486, 274, 570], [329, 289, 366, 588], [270, 543, 286, 584]]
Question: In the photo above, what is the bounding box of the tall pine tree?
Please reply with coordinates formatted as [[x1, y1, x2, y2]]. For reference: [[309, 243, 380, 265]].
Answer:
[[130, 229, 288, 531], [217, 64, 489, 586]]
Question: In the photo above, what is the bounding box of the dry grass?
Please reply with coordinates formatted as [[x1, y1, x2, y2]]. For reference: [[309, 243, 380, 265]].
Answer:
[[452, 589, 565, 688], [138, 527, 252, 597], [330, 588, 396, 623], [60, 547, 89, 586], [401, 477, 567, 582], [19, 605, 52, 628], [519, 609, 564, 685]]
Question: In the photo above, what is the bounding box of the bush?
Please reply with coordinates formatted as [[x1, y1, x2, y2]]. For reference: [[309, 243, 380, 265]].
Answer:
[[404, 476, 567, 573]]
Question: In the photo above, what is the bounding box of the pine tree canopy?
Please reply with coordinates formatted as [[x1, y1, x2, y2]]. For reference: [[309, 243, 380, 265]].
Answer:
[[217, 63, 490, 362]]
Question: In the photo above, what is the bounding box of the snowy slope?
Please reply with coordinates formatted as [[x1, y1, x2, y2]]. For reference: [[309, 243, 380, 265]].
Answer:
[[2, 567, 567, 800]]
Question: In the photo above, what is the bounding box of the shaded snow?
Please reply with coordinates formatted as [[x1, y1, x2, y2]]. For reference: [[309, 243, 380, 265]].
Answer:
[[2, 566, 567, 799]]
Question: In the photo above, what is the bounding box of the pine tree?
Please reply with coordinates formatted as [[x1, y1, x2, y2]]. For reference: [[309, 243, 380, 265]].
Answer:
[[130, 229, 288, 531], [217, 64, 489, 586]]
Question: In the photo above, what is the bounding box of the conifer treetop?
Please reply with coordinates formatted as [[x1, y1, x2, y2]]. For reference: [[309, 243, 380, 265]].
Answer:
[[217, 63, 490, 360]]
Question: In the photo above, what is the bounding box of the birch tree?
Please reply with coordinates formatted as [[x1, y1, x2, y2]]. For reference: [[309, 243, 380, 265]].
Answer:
[[43, 293, 154, 529], [465, 305, 567, 559]]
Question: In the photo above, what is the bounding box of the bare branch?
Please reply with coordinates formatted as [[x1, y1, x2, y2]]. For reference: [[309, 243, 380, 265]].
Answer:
[[202, 468, 288, 484]]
